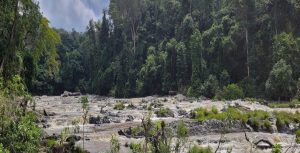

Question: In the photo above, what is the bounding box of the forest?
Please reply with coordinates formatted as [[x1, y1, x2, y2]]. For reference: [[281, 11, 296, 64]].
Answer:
[[29, 0, 300, 101], [0, 0, 300, 152]]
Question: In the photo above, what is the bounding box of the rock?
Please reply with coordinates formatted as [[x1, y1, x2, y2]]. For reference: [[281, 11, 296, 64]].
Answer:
[[126, 115, 134, 122], [61, 91, 71, 97], [89, 116, 101, 124], [102, 116, 111, 124], [43, 109, 56, 116], [111, 119, 121, 123], [178, 109, 187, 116], [107, 112, 119, 117], [174, 94, 186, 101], [61, 91, 81, 97], [45, 133, 59, 140], [66, 135, 81, 142], [69, 92, 81, 96], [42, 123, 50, 128]]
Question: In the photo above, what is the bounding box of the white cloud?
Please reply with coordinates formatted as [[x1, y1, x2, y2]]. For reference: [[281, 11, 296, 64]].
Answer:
[[37, 0, 109, 31]]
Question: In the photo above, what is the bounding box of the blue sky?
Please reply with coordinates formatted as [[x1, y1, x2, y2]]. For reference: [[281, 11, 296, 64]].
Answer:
[[37, 0, 109, 32]]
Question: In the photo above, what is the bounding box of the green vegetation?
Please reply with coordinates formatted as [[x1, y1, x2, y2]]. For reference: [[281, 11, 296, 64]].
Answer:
[[191, 106, 300, 132], [80, 96, 89, 150], [0, 0, 300, 151], [129, 143, 143, 153], [14, 0, 297, 100], [296, 129, 300, 143], [114, 102, 125, 110], [187, 145, 212, 153], [272, 144, 282, 153], [214, 84, 245, 100], [109, 135, 121, 153], [155, 107, 174, 117]]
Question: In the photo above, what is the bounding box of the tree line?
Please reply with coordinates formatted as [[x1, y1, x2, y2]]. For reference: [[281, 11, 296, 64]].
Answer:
[[36, 0, 300, 101]]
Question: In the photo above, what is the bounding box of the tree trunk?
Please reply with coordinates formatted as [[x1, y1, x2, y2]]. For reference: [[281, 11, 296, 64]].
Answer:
[[246, 28, 250, 77]]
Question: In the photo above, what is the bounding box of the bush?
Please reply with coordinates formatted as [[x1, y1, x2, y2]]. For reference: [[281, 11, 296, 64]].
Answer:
[[214, 84, 244, 100], [130, 143, 143, 153], [188, 145, 212, 153], [272, 144, 282, 153], [0, 143, 9, 153], [109, 135, 120, 153], [202, 75, 219, 98], [155, 107, 174, 117], [296, 129, 300, 143], [114, 102, 125, 110]]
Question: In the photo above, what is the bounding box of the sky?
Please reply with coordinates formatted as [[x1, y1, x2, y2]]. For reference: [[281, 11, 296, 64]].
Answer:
[[37, 0, 109, 32]]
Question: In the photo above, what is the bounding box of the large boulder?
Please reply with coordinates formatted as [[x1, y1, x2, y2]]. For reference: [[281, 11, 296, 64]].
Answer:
[[66, 135, 81, 142], [61, 91, 81, 97], [89, 116, 101, 124]]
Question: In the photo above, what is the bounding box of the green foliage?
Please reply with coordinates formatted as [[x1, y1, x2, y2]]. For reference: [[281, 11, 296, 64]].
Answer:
[[109, 135, 120, 153], [239, 77, 256, 98], [272, 144, 282, 153], [214, 84, 244, 100], [175, 121, 188, 153], [296, 129, 300, 143], [114, 102, 125, 110], [187, 145, 212, 153], [0, 144, 9, 153], [266, 59, 295, 100], [0, 111, 42, 153], [129, 143, 143, 153], [155, 107, 174, 117]]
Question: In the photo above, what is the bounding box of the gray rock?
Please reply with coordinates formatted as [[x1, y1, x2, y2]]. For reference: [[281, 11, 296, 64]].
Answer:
[[102, 116, 111, 124], [126, 115, 134, 122], [89, 116, 101, 124], [66, 135, 81, 142], [178, 109, 187, 116]]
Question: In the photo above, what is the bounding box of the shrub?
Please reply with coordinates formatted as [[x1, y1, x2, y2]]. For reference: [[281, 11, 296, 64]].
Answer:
[[114, 102, 125, 110], [202, 75, 219, 98], [132, 126, 143, 136], [214, 84, 244, 100], [271, 144, 282, 153], [109, 135, 120, 153], [211, 106, 218, 114], [188, 145, 212, 153], [130, 143, 143, 153], [0, 143, 9, 153], [155, 107, 174, 117], [296, 129, 300, 143], [264, 121, 272, 131]]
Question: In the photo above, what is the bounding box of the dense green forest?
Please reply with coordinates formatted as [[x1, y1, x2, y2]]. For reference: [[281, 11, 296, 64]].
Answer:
[[29, 0, 300, 101], [0, 0, 300, 152]]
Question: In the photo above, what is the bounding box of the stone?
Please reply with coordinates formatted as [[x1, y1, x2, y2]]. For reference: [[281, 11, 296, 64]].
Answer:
[[66, 135, 81, 142], [178, 109, 187, 116], [42, 123, 50, 128], [126, 115, 134, 122], [102, 116, 111, 124], [89, 116, 101, 124]]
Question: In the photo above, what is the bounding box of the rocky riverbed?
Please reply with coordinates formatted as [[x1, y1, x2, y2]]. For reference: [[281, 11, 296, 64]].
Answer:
[[34, 95, 300, 153]]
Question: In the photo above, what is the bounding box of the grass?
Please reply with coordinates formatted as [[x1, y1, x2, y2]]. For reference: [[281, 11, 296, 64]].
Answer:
[[191, 106, 300, 132], [155, 107, 174, 117], [114, 102, 125, 110], [264, 99, 300, 108], [296, 129, 300, 143]]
